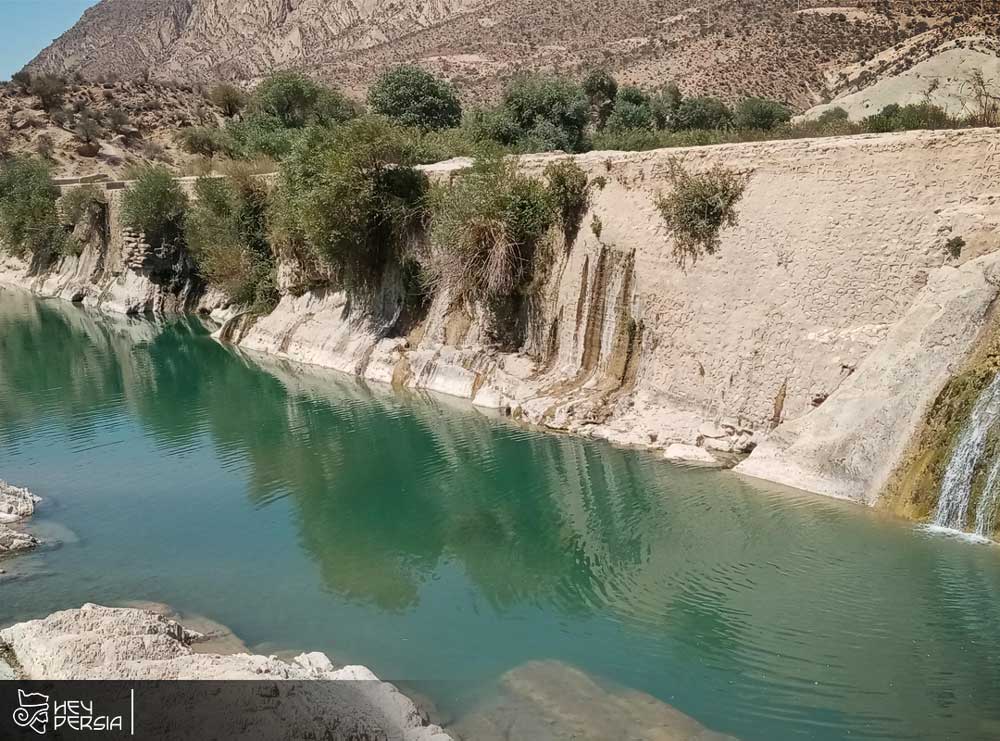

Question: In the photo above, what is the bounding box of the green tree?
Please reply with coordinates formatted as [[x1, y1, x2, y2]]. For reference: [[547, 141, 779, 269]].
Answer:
[[500, 74, 590, 152], [73, 111, 103, 144], [225, 114, 297, 159], [817, 106, 849, 124], [583, 68, 618, 129], [605, 86, 655, 132], [733, 97, 791, 131], [209, 83, 247, 118], [368, 65, 462, 131], [250, 72, 356, 129], [10, 70, 32, 91], [121, 165, 188, 247], [651, 83, 683, 129], [177, 126, 232, 157], [0, 156, 67, 258], [672, 96, 732, 131], [30, 74, 66, 112]]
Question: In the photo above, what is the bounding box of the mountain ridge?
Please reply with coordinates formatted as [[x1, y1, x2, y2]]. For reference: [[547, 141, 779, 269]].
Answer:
[[24, 0, 1000, 109]]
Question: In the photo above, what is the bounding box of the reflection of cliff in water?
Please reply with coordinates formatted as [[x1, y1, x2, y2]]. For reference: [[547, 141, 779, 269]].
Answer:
[[5, 290, 1000, 740], [0, 290, 160, 448]]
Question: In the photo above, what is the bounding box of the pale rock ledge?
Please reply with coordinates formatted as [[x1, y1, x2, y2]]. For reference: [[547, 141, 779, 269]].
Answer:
[[0, 604, 452, 741]]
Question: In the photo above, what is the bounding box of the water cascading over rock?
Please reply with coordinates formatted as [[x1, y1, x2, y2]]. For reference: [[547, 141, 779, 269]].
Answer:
[[933, 373, 1000, 536]]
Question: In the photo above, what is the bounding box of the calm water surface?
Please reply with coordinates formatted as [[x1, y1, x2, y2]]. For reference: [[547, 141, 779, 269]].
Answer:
[[1, 288, 999, 740]]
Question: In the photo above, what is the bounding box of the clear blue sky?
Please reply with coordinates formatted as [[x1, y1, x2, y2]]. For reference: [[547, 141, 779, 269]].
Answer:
[[0, 0, 99, 80]]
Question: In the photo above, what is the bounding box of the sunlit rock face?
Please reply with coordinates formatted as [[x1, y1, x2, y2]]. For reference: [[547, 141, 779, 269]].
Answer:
[[7, 128, 1000, 515], [231, 129, 1000, 507]]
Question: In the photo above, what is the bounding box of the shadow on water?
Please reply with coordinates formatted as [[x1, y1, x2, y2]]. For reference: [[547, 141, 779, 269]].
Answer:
[[3, 288, 1000, 740]]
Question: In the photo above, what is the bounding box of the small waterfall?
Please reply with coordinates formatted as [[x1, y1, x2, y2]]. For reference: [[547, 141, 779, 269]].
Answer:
[[933, 373, 1000, 533], [974, 456, 1000, 537]]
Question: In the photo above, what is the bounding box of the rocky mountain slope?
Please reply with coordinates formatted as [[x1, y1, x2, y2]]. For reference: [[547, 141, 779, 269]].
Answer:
[[0, 78, 222, 178], [25, 0, 1000, 109]]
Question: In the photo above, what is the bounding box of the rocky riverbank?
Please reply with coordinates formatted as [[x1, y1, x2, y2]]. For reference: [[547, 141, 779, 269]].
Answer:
[[0, 602, 737, 741], [0, 603, 451, 741], [0, 480, 449, 739]]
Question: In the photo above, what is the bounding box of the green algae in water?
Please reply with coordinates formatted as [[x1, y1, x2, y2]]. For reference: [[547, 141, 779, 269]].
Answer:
[[3, 288, 1000, 740]]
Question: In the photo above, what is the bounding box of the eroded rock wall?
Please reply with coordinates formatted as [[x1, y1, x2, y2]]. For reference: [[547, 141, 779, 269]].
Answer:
[[8, 129, 1000, 512], [232, 128, 1000, 509], [0, 178, 218, 316]]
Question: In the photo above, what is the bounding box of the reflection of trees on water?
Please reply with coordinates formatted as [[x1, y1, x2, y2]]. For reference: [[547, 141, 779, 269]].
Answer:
[[5, 290, 1000, 738]]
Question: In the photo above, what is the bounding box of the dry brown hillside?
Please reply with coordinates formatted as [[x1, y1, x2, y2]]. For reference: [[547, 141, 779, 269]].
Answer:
[[0, 79, 221, 178], [25, 0, 1000, 110]]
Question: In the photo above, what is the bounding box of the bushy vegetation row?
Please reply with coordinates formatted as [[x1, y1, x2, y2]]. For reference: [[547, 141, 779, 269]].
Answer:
[[0, 118, 606, 344], [8, 62, 992, 178], [167, 64, 986, 173]]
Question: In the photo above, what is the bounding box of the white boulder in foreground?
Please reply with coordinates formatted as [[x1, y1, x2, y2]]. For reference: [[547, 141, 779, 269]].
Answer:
[[0, 604, 451, 741]]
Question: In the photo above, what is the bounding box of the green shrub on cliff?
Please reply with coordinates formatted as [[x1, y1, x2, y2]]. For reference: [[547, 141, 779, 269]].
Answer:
[[121, 164, 188, 247], [0, 156, 68, 258], [273, 117, 427, 292], [655, 162, 747, 263], [61, 184, 106, 227], [184, 172, 275, 311], [428, 151, 556, 345], [544, 158, 590, 246]]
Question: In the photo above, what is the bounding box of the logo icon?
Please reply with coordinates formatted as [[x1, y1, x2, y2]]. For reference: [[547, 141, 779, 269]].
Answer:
[[12, 690, 49, 734]]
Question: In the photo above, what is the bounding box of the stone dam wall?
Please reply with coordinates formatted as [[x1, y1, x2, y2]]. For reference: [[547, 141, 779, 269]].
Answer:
[[3, 128, 1000, 524]]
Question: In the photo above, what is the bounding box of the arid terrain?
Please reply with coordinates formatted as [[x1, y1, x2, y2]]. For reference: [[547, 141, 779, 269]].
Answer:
[[0, 78, 223, 178], [24, 1, 1000, 108]]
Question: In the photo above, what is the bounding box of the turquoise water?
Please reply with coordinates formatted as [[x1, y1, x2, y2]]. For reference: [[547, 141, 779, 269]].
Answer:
[[2, 287, 1000, 740]]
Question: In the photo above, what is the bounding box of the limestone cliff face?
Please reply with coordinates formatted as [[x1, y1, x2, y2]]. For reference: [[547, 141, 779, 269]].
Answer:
[[0, 178, 214, 316], [6, 128, 1000, 522], [227, 128, 1000, 514]]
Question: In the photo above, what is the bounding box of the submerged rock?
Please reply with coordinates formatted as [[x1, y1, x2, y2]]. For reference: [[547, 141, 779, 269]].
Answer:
[[664, 443, 723, 467], [0, 481, 40, 524], [119, 600, 250, 655], [0, 524, 39, 554], [0, 604, 451, 741], [451, 659, 736, 741]]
